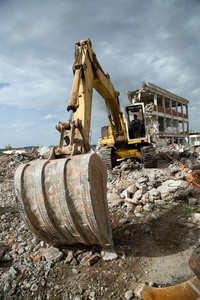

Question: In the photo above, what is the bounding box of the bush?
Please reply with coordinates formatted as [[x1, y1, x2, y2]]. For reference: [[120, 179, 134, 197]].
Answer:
[[5, 144, 12, 151]]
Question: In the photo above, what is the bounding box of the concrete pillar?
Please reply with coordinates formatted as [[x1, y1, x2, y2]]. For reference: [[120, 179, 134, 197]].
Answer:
[[186, 104, 188, 116], [169, 98, 172, 110], [187, 122, 189, 133], [171, 137, 174, 146], [162, 95, 165, 108], [175, 101, 178, 112], [182, 121, 184, 133], [163, 117, 166, 130], [154, 93, 157, 106]]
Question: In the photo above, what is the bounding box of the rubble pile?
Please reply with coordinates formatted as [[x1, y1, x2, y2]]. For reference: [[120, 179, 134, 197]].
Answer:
[[1, 146, 200, 299], [106, 146, 200, 214], [0, 148, 43, 180], [0, 148, 50, 211], [156, 145, 200, 166]]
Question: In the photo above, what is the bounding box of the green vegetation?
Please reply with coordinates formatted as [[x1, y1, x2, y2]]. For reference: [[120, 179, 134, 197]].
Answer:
[[181, 207, 200, 214], [4, 144, 12, 150]]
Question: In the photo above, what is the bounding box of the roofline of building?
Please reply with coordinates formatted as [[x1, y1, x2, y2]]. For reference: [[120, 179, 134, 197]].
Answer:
[[144, 82, 189, 105]]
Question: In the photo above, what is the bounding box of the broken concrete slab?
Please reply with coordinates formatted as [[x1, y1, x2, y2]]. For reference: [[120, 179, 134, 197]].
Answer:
[[188, 198, 198, 205], [149, 188, 161, 200], [126, 184, 138, 197], [143, 203, 154, 212], [191, 213, 200, 224], [107, 193, 124, 208], [41, 246, 63, 265], [157, 179, 190, 201], [101, 248, 118, 261]]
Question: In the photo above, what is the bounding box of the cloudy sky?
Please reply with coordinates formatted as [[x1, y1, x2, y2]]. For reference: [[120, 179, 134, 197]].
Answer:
[[0, 0, 199, 149]]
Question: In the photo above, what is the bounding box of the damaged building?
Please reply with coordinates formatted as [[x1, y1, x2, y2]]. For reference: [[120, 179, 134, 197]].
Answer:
[[127, 82, 189, 147]]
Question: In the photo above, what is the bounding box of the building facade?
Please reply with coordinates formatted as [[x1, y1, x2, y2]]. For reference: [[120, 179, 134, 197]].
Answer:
[[127, 82, 189, 147]]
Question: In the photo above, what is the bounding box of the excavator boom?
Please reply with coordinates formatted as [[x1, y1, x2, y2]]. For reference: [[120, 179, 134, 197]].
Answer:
[[54, 39, 127, 158], [67, 39, 124, 136]]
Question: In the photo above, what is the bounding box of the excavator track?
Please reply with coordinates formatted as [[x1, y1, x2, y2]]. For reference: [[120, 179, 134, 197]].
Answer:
[[99, 145, 158, 169], [141, 145, 157, 168], [98, 147, 113, 170]]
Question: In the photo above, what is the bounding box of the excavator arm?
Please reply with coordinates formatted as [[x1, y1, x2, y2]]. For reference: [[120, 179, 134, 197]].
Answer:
[[54, 38, 127, 158], [14, 39, 120, 248]]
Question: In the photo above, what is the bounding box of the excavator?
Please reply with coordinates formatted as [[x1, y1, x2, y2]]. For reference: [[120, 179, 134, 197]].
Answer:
[[14, 38, 156, 248], [14, 38, 200, 299]]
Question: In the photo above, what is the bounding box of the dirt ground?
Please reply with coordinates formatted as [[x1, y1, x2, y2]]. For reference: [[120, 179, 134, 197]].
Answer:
[[31, 200, 200, 299]]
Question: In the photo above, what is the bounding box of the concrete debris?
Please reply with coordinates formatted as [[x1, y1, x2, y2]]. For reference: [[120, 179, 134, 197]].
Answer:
[[41, 246, 64, 266], [36, 146, 51, 157], [0, 147, 51, 180], [107, 192, 124, 208], [157, 180, 190, 201], [101, 248, 118, 261], [125, 289, 134, 299], [188, 198, 198, 205], [191, 213, 200, 224], [106, 145, 200, 214], [143, 203, 154, 212]]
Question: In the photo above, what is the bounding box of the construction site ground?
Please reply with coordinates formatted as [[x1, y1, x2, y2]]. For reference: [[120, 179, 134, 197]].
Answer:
[[48, 201, 199, 299], [1, 146, 200, 299]]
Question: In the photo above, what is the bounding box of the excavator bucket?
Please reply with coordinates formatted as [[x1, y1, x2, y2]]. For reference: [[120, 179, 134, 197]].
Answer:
[[14, 152, 113, 247]]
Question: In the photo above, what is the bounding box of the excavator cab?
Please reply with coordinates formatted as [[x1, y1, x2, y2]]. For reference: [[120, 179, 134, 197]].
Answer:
[[124, 103, 147, 142]]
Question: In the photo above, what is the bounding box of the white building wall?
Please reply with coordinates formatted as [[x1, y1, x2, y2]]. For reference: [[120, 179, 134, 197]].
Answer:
[[190, 135, 200, 146]]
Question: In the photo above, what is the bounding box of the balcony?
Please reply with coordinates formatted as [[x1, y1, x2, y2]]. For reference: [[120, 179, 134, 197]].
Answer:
[[152, 105, 188, 120]]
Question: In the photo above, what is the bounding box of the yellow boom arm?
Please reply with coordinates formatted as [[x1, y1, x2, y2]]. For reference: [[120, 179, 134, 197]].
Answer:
[[54, 39, 127, 157]]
